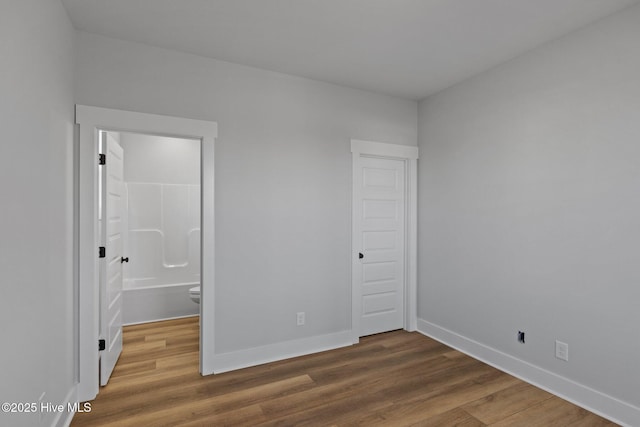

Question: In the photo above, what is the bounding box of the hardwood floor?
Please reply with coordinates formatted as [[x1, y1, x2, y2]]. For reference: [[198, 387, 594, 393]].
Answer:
[[71, 317, 617, 426]]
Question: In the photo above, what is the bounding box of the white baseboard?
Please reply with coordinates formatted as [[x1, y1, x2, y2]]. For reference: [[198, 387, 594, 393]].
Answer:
[[52, 385, 77, 427], [123, 313, 199, 327], [213, 330, 353, 374], [417, 319, 639, 427]]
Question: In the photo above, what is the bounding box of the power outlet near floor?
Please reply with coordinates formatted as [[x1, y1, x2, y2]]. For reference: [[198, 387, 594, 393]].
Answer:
[[555, 340, 569, 361], [296, 312, 305, 326]]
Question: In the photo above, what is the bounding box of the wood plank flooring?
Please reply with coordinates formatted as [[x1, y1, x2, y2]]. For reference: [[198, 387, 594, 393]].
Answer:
[[71, 317, 617, 426]]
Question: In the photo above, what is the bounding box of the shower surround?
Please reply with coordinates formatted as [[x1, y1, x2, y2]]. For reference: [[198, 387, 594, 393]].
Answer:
[[118, 132, 201, 325], [122, 182, 200, 323]]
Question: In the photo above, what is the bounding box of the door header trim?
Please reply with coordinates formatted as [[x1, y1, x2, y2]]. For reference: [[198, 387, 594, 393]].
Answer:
[[351, 139, 418, 160]]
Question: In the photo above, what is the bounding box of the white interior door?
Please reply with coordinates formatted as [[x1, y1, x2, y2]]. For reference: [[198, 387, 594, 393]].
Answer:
[[100, 132, 124, 385], [354, 156, 406, 336]]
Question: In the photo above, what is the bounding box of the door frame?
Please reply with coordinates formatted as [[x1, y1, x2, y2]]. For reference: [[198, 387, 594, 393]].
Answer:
[[351, 139, 418, 344], [75, 105, 217, 402]]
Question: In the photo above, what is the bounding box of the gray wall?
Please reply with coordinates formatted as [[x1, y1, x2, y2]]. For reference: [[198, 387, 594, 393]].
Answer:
[[0, 1, 76, 426], [418, 2, 640, 415], [75, 31, 417, 354], [120, 133, 200, 185]]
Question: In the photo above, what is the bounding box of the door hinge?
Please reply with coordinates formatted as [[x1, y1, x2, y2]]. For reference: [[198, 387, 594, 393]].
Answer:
[[98, 339, 106, 351], [99, 246, 106, 258], [99, 154, 106, 165]]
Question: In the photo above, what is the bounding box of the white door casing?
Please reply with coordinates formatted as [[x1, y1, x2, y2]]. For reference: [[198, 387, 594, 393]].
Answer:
[[76, 105, 217, 402], [99, 132, 124, 385], [351, 139, 418, 343]]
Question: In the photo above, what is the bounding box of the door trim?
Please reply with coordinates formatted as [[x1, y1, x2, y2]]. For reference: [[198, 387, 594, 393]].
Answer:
[[351, 139, 418, 344], [75, 105, 217, 402]]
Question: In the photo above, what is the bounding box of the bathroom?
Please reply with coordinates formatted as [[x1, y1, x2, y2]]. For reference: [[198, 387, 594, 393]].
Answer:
[[106, 131, 201, 325]]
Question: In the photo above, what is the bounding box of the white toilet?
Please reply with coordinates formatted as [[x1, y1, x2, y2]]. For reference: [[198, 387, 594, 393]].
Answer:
[[189, 286, 201, 304]]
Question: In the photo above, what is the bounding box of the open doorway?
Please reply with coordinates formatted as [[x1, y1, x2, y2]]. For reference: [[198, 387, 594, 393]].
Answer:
[[102, 131, 202, 325], [76, 105, 217, 402], [97, 130, 202, 385]]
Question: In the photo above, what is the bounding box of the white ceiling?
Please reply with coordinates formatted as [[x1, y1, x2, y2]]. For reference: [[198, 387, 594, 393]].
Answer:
[[61, 0, 638, 100]]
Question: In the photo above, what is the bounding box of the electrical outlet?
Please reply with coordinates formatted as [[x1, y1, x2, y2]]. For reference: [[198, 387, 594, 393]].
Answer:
[[555, 340, 569, 361], [296, 312, 305, 326], [517, 331, 525, 343]]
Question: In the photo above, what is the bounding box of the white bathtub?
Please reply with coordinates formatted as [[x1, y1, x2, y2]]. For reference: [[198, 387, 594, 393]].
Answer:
[[122, 281, 200, 325]]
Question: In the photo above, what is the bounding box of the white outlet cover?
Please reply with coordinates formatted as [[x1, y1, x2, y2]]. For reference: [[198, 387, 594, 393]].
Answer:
[[296, 312, 305, 326], [555, 340, 569, 361]]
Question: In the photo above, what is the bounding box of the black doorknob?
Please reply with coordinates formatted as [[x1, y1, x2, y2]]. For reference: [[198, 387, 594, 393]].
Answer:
[[359, 252, 364, 259], [121, 257, 129, 263]]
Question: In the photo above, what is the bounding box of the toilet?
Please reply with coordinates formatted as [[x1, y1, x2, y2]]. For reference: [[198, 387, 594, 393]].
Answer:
[[188, 286, 201, 304]]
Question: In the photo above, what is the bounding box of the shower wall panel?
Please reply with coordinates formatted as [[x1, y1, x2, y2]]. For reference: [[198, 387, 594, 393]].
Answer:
[[124, 182, 200, 289]]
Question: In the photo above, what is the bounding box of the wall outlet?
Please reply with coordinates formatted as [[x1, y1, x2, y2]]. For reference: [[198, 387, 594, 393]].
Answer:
[[555, 340, 569, 361], [296, 312, 305, 326], [517, 331, 525, 343]]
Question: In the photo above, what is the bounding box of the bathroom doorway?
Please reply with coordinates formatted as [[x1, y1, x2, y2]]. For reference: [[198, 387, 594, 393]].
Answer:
[[76, 105, 217, 402], [97, 130, 202, 385], [103, 131, 202, 325]]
